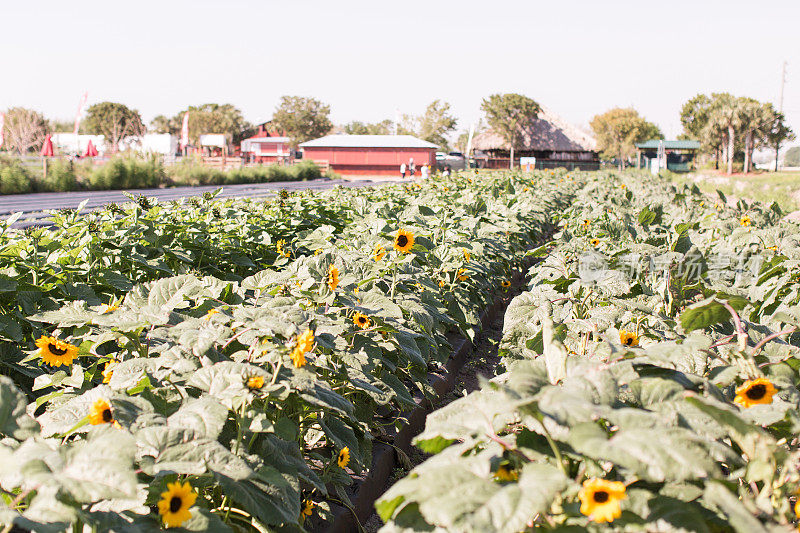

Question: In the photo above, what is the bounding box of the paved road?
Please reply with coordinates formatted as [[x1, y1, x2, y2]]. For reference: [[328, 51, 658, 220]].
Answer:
[[0, 178, 397, 225]]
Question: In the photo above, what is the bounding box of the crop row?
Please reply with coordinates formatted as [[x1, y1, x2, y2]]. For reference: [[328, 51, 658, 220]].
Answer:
[[0, 171, 576, 531], [377, 174, 800, 531]]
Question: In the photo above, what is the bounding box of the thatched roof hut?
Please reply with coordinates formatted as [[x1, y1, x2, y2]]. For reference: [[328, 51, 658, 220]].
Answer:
[[472, 107, 598, 169]]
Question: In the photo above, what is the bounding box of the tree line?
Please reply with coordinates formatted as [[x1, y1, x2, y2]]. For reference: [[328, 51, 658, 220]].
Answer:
[[2, 94, 795, 174], [680, 93, 794, 174]]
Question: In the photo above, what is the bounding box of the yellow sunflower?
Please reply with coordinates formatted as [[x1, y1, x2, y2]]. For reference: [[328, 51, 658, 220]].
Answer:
[[457, 268, 468, 282], [89, 398, 114, 425], [204, 309, 220, 320], [246, 375, 265, 390], [337, 447, 350, 468], [619, 329, 639, 347], [740, 215, 752, 227], [327, 265, 340, 291], [582, 219, 591, 227], [99, 303, 118, 314], [290, 346, 306, 368], [276, 239, 290, 258], [102, 361, 116, 384], [501, 280, 511, 288], [36, 335, 78, 367], [393, 229, 415, 253], [734, 378, 777, 408], [579, 478, 627, 523], [463, 250, 471, 261], [301, 498, 315, 519], [493, 464, 518, 482], [353, 312, 371, 329], [590, 238, 601, 247], [373, 245, 386, 261], [296, 328, 315, 354], [438, 280, 446, 288], [157, 481, 197, 529], [795, 497, 800, 519]]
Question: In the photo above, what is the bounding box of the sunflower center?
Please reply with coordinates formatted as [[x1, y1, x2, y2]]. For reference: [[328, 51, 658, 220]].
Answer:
[[624, 337, 633, 346], [593, 490, 610, 503], [48, 343, 68, 356], [746, 384, 767, 400], [397, 235, 408, 247], [169, 496, 183, 513], [358, 317, 366, 324], [102, 408, 113, 423]]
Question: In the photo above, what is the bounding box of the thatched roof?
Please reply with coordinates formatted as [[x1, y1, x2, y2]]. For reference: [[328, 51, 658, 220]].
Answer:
[[472, 106, 596, 152]]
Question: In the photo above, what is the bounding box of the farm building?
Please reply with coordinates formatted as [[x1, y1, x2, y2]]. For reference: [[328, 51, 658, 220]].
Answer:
[[299, 135, 437, 176], [471, 107, 599, 170], [636, 140, 701, 172], [240, 123, 292, 164]]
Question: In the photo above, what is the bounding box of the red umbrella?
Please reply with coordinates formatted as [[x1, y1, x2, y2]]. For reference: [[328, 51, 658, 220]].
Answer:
[[40, 134, 54, 157], [84, 139, 98, 157]]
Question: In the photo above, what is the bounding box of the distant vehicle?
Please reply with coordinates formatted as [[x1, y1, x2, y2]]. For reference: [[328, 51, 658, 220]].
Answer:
[[435, 151, 466, 171]]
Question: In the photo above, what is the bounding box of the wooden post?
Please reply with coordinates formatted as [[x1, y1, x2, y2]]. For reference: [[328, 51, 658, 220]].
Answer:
[[42, 157, 47, 181]]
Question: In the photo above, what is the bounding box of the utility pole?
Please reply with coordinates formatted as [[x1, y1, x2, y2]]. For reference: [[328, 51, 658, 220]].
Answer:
[[775, 61, 787, 171]]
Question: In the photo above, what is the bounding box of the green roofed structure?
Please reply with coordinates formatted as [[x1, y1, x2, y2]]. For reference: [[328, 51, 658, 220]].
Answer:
[[636, 140, 701, 172]]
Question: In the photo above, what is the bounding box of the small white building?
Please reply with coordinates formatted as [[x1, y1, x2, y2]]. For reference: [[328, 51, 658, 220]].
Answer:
[[51, 133, 107, 155]]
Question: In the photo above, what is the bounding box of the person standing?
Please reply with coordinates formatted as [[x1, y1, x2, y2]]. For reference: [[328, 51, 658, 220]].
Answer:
[[400, 162, 407, 179], [408, 157, 415, 177], [421, 164, 429, 180]]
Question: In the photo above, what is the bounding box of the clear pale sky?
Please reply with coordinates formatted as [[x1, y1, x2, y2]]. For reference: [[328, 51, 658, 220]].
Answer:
[[1, 0, 798, 141]]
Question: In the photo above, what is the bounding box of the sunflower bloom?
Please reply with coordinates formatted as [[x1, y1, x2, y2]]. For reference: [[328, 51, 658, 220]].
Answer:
[[734, 378, 777, 408], [493, 464, 518, 482], [582, 219, 591, 227], [393, 229, 415, 253], [36, 336, 78, 367], [158, 481, 197, 528], [457, 268, 468, 282], [102, 361, 116, 384], [619, 329, 639, 347], [438, 280, 446, 288], [579, 478, 626, 523], [373, 245, 386, 261], [337, 447, 350, 468], [246, 376, 265, 390], [204, 309, 220, 320], [327, 265, 340, 291], [89, 399, 114, 425], [501, 280, 511, 288], [590, 238, 600, 247], [301, 498, 315, 519], [99, 303, 118, 314], [296, 328, 315, 354], [353, 312, 371, 329], [276, 239, 290, 258], [290, 347, 306, 368], [740, 215, 751, 227], [463, 250, 471, 261]]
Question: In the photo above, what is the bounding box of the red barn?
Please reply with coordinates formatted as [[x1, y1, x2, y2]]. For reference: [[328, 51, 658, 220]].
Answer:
[[299, 135, 437, 176], [240, 124, 292, 164]]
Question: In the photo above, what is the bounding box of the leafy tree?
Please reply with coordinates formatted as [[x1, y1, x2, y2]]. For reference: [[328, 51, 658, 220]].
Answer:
[[590, 108, 663, 170], [84, 102, 144, 153], [343, 120, 393, 135], [765, 111, 796, 171], [417, 100, 457, 149], [785, 146, 800, 167], [272, 96, 333, 148], [149, 105, 250, 143], [480, 94, 541, 169], [149, 114, 176, 134], [2, 107, 49, 154]]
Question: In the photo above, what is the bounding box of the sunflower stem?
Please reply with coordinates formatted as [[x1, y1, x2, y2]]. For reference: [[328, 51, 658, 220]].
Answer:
[[390, 261, 398, 300]]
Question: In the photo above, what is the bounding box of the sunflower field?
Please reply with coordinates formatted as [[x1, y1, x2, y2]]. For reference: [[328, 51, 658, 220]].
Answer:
[[0, 173, 574, 531], [376, 175, 800, 531]]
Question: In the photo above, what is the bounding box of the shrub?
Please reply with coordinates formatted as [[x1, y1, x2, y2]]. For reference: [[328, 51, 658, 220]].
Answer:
[[38, 160, 79, 192], [0, 157, 33, 194], [88, 156, 166, 190]]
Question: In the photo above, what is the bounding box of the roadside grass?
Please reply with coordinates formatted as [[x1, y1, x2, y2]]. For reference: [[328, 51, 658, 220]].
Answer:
[[666, 170, 800, 213]]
